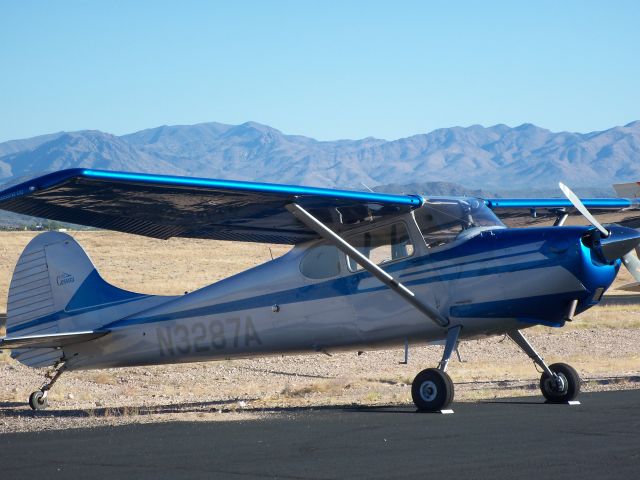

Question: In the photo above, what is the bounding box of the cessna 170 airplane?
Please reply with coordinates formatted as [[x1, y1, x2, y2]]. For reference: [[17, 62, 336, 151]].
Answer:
[[2, 168, 640, 412]]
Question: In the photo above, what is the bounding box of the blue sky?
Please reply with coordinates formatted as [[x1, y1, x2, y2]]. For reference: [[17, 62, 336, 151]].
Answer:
[[1, 1, 638, 142]]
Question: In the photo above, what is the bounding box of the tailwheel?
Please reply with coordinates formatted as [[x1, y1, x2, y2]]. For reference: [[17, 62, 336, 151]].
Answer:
[[411, 368, 454, 412], [28, 360, 66, 411], [29, 391, 48, 411], [539, 362, 581, 403]]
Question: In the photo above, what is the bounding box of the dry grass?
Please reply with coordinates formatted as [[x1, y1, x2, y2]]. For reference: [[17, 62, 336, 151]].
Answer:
[[0, 350, 10, 363], [87, 372, 119, 385], [281, 382, 334, 398], [0, 231, 290, 312]]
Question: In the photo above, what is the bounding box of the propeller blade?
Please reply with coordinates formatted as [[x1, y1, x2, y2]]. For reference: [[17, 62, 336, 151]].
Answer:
[[559, 182, 609, 237], [623, 251, 640, 283]]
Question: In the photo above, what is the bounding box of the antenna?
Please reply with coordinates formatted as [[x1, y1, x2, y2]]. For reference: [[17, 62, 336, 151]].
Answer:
[[268, 247, 274, 260], [360, 182, 374, 193]]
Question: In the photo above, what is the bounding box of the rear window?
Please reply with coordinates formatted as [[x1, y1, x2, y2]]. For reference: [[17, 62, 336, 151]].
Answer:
[[300, 245, 341, 279]]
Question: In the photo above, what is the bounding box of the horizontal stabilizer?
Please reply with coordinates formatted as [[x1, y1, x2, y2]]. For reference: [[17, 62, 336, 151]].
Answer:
[[0, 331, 108, 350], [618, 282, 640, 293]]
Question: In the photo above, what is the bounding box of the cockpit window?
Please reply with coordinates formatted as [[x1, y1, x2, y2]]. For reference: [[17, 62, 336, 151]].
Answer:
[[300, 245, 341, 279], [346, 222, 414, 271], [414, 198, 505, 249]]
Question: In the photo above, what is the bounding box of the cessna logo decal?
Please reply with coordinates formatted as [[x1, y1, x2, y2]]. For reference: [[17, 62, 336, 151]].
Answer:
[[56, 272, 75, 286]]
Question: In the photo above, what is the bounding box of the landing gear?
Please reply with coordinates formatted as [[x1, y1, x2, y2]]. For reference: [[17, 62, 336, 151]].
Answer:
[[540, 362, 581, 403], [412, 368, 454, 411], [29, 391, 48, 410], [507, 330, 581, 403], [28, 360, 66, 411], [411, 326, 461, 412]]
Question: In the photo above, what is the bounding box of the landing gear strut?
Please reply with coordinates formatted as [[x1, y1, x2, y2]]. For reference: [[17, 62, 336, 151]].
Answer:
[[29, 360, 66, 411], [507, 330, 581, 403], [411, 326, 461, 412]]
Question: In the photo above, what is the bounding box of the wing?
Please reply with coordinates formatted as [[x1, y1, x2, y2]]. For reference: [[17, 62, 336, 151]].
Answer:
[[0, 169, 423, 244], [485, 198, 640, 228]]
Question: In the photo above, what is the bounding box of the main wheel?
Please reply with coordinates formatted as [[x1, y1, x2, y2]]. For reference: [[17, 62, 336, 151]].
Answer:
[[411, 368, 454, 412], [29, 390, 48, 411], [540, 363, 581, 403]]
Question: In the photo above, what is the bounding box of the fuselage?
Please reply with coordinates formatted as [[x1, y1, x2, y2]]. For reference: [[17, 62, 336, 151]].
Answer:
[[63, 202, 620, 370]]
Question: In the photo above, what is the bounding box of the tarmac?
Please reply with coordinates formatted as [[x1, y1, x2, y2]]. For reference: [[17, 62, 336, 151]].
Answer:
[[1, 389, 639, 479]]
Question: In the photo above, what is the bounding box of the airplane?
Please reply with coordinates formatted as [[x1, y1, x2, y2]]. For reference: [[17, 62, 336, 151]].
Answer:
[[2, 168, 640, 413], [613, 182, 640, 198]]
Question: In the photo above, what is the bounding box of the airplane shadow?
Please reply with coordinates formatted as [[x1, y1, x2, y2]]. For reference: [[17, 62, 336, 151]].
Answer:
[[0, 397, 261, 419], [0, 398, 421, 419], [480, 399, 547, 405], [238, 366, 334, 380]]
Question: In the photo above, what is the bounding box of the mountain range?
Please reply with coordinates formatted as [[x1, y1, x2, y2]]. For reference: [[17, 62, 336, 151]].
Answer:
[[2, 121, 640, 200]]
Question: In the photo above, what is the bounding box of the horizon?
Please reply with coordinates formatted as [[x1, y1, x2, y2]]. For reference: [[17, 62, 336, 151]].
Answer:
[[3, 118, 640, 145]]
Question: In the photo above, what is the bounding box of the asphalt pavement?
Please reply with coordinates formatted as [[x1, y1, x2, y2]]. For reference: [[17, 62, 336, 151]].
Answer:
[[1, 389, 639, 479]]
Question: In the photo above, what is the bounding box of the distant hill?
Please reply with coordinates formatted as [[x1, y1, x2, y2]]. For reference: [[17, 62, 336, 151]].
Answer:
[[373, 181, 495, 197], [1, 120, 639, 194], [1, 120, 639, 226]]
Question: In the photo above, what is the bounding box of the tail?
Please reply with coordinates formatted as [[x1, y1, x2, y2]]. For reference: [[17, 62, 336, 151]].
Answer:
[[6, 231, 170, 367], [613, 182, 640, 198]]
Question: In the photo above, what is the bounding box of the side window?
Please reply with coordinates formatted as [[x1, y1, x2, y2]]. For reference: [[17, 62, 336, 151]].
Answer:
[[300, 245, 341, 279], [346, 222, 414, 272]]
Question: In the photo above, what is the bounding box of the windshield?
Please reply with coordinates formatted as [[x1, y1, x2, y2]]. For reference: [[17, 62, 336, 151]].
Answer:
[[414, 198, 505, 249]]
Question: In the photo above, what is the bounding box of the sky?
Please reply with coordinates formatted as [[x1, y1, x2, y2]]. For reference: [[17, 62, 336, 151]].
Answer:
[[1, 1, 639, 142]]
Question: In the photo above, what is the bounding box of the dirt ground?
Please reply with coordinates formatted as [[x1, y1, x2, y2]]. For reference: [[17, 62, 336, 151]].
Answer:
[[0, 231, 638, 433]]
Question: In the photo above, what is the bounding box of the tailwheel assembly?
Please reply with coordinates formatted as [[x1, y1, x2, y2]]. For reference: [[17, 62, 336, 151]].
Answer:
[[28, 360, 66, 411], [29, 390, 48, 410]]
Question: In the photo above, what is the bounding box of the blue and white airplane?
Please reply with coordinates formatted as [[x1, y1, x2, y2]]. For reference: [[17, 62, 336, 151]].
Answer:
[[1, 169, 640, 412]]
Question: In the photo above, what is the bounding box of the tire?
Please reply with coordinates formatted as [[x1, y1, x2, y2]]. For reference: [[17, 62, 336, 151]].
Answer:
[[29, 391, 48, 411], [539, 363, 581, 403], [411, 368, 454, 412]]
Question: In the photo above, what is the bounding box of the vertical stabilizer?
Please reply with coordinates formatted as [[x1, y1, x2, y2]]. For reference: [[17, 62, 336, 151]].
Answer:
[[5, 231, 174, 368]]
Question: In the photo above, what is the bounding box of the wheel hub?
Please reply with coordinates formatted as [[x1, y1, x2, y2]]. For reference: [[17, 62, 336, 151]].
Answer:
[[554, 375, 566, 393], [419, 380, 438, 402], [546, 373, 567, 394]]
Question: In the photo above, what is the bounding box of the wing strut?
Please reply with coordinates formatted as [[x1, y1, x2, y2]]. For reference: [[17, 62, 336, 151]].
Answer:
[[286, 203, 449, 328]]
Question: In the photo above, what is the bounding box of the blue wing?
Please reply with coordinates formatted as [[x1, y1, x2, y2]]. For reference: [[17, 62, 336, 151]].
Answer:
[[485, 197, 640, 228], [0, 169, 423, 244]]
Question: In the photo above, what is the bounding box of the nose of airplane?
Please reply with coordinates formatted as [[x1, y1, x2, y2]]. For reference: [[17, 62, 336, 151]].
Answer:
[[583, 225, 640, 264]]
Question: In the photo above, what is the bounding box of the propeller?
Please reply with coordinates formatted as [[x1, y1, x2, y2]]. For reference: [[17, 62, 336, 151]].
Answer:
[[620, 253, 640, 292], [559, 182, 640, 264], [558, 182, 609, 237]]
